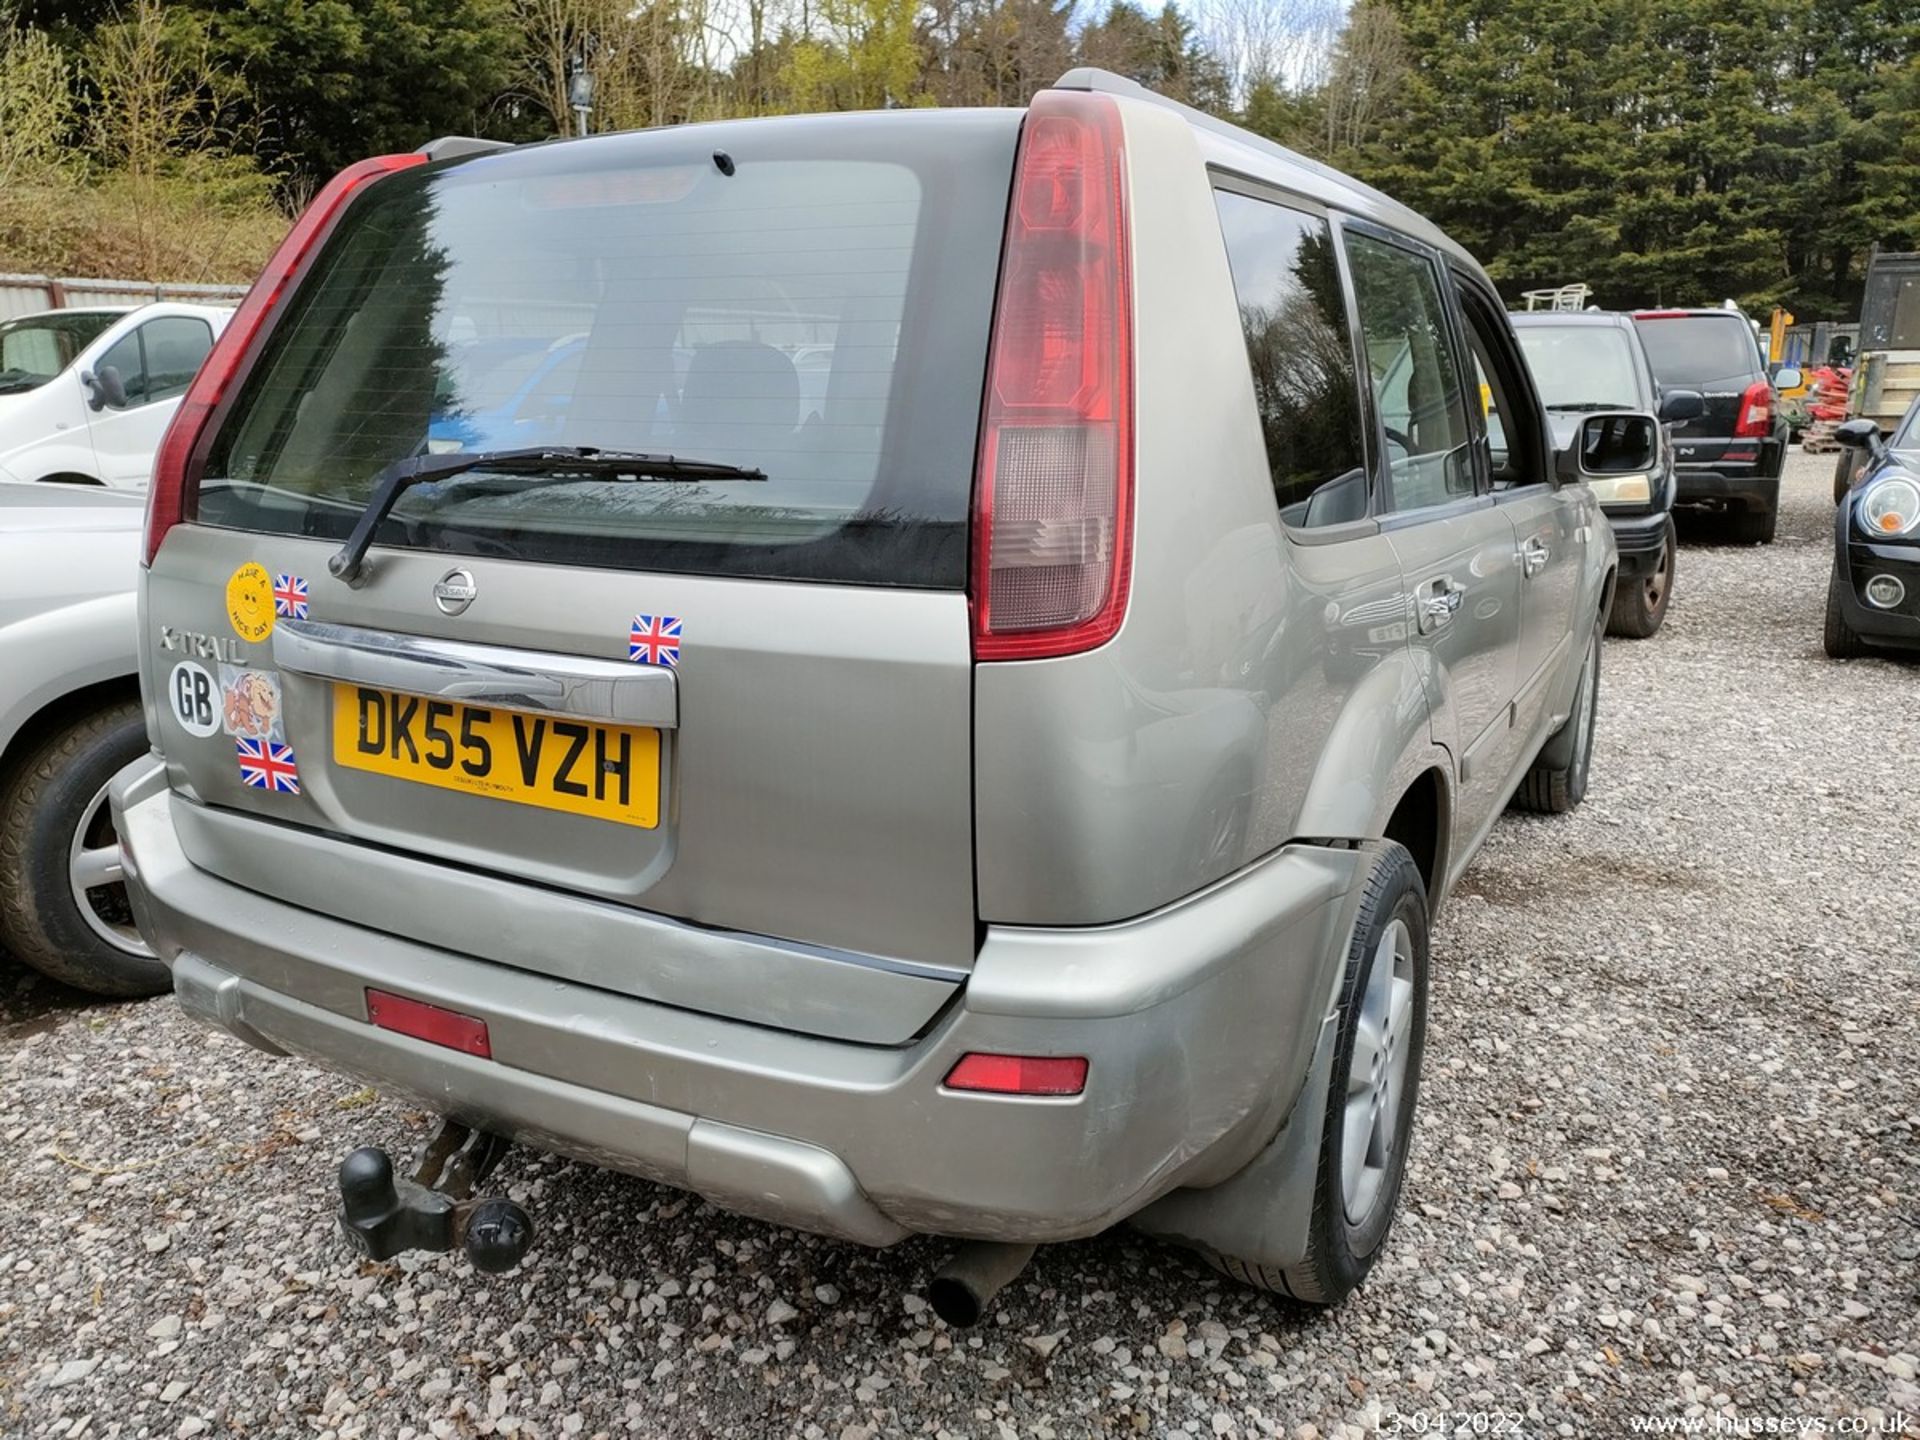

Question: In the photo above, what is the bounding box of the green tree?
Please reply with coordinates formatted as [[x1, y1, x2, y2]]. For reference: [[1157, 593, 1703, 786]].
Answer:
[[190, 0, 522, 180], [1076, 0, 1229, 112]]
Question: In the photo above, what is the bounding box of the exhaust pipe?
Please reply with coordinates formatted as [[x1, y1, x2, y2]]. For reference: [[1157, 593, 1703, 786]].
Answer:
[[927, 1241, 1036, 1327]]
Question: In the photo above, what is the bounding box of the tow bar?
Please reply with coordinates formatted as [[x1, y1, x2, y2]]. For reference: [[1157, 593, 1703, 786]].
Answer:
[[336, 1120, 533, 1273]]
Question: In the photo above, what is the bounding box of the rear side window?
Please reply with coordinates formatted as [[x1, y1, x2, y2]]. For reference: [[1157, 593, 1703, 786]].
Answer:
[[1213, 190, 1369, 529], [196, 113, 1020, 587], [1344, 232, 1474, 513], [1632, 315, 1761, 386]]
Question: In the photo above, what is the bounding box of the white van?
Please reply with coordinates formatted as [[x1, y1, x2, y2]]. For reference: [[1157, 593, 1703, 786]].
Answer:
[[0, 302, 232, 489]]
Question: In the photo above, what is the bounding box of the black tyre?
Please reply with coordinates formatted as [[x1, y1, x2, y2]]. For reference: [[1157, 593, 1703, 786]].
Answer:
[[0, 701, 169, 997], [1205, 843, 1429, 1305], [1607, 518, 1676, 639], [1833, 451, 1860, 505], [1823, 571, 1869, 659], [1726, 505, 1778, 545], [1512, 622, 1601, 815]]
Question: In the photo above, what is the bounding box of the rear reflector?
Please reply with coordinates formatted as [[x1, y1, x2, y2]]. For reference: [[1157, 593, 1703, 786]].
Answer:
[[970, 89, 1134, 661], [366, 988, 492, 1058], [943, 1052, 1088, 1096], [144, 152, 426, 566]]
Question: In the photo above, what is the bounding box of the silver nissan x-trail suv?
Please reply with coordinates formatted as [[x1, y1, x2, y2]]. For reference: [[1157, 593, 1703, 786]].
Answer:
[[114, 70, 1625, 1310]]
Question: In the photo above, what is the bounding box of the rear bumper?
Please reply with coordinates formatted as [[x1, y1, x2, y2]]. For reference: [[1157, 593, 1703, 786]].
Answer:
[[1604, 510, 1670, 577], [112, 758, 1356, 1247], [1673, 465, 1780, 513]]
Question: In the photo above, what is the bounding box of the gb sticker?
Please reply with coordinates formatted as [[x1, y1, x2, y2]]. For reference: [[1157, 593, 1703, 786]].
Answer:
[[167, 660, 221, 738]]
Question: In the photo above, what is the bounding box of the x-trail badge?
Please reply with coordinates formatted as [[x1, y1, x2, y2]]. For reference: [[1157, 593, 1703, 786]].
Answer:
[[433, 568, 477, 616]]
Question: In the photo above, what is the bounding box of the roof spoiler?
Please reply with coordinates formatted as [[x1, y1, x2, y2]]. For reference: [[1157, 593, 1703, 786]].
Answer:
[[415, 136, 514, 163]]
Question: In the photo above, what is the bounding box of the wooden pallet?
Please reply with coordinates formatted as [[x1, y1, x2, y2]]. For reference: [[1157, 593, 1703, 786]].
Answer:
[[1801, 420, 1842, 454]]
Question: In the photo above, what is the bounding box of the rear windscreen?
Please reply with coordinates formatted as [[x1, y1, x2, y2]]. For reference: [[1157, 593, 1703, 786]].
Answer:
[[195, 112, 1020, 587], [1515, 325, 1645, 410], [1631, 315, 1761, 386]]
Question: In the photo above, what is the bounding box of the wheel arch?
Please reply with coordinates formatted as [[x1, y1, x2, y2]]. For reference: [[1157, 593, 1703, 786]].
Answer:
[[0, 674, 143, 789]]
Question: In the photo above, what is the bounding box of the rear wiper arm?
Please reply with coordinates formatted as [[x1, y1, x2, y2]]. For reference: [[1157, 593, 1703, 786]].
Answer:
[[326, 447, 766, 584]]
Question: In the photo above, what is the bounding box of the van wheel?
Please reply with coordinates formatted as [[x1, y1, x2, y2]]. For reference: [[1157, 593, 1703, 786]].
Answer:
[[0, 702, 169, 997], [1606, 519, 1675, 639], [1512, 623, 1600, 815], [1823, 571, 1868, 659], [1205, 843, 1429, 1304]]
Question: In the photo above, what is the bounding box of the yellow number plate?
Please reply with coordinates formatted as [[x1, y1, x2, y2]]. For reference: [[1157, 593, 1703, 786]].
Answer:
[[332, 685, 660, 828]]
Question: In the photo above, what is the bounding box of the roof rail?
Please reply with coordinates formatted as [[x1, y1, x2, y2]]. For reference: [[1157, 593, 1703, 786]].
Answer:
[[1049, 67, 1408, 219], [416, 136, 514, 163]]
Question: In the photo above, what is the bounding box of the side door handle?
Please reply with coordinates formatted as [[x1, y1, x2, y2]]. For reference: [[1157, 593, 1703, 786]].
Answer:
[[1417, 579, 1465, 634], [1520, 538, 1550, 577]]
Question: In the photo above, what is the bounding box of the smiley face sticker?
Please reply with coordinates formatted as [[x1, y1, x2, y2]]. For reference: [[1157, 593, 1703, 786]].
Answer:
[[225, 562, 276, 643]]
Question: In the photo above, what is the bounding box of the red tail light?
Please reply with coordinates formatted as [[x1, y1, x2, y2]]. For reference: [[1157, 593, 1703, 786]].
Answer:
[[143, 153, 426, 566], [970, 90, 1134, 661], [1733, 380, 1773, 439]]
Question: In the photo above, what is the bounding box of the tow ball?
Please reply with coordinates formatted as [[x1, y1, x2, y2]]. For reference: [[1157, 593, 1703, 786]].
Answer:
[[336, 1120, 533, 1274]]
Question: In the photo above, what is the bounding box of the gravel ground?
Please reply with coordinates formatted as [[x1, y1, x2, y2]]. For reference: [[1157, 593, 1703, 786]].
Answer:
[[4, 450, 1916, 1440]]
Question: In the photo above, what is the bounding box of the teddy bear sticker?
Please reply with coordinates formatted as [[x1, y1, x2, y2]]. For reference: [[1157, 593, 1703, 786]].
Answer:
[[219, 667, 284, 743]]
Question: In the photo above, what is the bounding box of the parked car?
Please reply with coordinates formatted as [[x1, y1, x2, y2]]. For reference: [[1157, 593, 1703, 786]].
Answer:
[[113, 73, 1622, 1314], [0, 302, 231, 489], [1630, 308, 1799, 544], [1824, 406, 1920, 658], [1512, 312, 1703, 638], [0, 481, 164, 996]]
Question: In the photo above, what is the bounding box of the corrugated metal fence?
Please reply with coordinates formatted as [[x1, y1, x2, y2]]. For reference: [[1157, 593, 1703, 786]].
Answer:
[[0, 272, 248, 321]]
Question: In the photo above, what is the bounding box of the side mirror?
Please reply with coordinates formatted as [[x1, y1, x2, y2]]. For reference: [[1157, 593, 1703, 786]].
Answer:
[[1563, 411, 1659, 480], [82, 365, 127, 411], [1836, 418, 1884, 459], [1657, 389, 1705, 423], [1772, 367, 1803, 391]]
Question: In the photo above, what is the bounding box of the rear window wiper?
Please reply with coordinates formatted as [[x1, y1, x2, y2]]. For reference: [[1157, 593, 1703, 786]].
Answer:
[[1545, 402, 1636, 413], [326, 447, 766, 584]]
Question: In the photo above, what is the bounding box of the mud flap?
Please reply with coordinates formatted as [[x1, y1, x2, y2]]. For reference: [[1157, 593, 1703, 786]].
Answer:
[[1128, 840, 1387, 1271]]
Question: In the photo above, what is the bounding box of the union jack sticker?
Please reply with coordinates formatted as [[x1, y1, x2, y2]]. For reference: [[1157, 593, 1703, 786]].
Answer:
[[272, 573, 310, 620], [236, 737, 300, 794], [628, 614, 682, 668]]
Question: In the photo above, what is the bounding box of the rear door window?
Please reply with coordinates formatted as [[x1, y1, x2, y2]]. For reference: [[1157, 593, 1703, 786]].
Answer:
[[1213, 189, 1370, 529], [196, 113, 1020, 587], [1632, 315, 1761, 386], [1343, 231, 1475, 513]]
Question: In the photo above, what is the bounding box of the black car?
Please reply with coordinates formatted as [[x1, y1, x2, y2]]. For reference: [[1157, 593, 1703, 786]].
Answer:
[[1824, 404, 1920, 658], [1513, 312, 1702, 637], [1631, 309, 1799, 545]]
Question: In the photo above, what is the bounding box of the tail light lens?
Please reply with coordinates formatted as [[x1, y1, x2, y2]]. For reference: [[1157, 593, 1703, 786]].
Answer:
[[143, 153, 426, 566], [1733, 380, 1773, 439], [970, 90, 1133, 661]]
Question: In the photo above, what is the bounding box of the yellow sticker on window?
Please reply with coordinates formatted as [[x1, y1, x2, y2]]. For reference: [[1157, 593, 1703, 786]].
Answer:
[[225, 562, 275, 643]]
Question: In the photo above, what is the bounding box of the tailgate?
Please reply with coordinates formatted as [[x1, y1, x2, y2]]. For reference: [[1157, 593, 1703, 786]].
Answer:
[[141, 111, 1021, 1016], [145, 529, 976, 971]]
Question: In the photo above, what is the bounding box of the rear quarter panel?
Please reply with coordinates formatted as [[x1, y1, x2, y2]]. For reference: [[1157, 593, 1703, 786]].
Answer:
[[973, 101, 1447, 925]]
